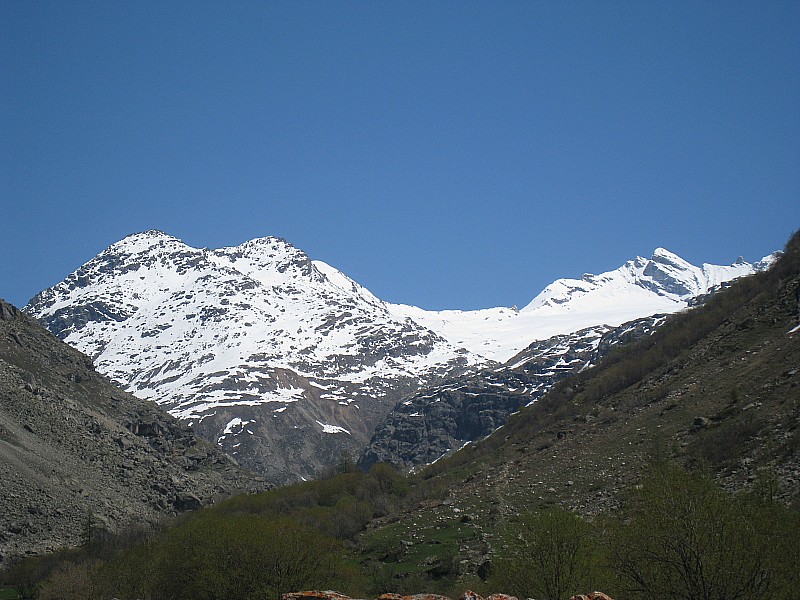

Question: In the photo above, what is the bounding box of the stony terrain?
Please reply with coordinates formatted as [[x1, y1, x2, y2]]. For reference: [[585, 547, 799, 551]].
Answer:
[[0, 299, 263, 567]]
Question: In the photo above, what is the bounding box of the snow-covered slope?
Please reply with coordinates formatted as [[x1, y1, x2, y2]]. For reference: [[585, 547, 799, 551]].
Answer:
[[388, 248, 777, 362], [25, 231, 484, 482]]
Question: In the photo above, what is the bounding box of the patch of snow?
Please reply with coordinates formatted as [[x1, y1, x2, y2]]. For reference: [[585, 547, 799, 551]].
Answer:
[[315, 421, 351, 435]]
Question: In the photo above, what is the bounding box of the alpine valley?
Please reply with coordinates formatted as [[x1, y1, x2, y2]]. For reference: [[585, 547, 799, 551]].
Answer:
[[24, 231, 777, 484]]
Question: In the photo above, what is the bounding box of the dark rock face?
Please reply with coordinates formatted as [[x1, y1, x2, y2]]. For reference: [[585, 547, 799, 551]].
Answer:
[[0, 298, 263, 567], [38, 301, 134, 341], [641, 259, 694, 296], [360, 316, 665, 470], [359, 371, 533, 470]]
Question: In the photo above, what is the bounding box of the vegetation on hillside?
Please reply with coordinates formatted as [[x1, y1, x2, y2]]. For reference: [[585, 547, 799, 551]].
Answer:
[[3, 461, 797, 600]]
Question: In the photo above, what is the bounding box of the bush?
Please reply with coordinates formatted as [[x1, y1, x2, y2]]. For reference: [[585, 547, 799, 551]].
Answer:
[[490, 507, 598, 600], [608, 464, 800, 600], [98, 512, 360, 600]]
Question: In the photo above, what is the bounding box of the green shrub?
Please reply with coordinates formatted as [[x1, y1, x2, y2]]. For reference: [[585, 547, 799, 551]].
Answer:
[[96, 512, 360, 600], [490, 507, 598, 600], [608, 464, 800, 600]]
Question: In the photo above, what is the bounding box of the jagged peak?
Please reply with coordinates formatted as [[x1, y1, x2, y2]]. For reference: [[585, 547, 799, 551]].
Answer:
[[109, 230, 190, 255], [234, 235, 294, 250], [649, 247, 693, 267], [120, 229, 181, 243]]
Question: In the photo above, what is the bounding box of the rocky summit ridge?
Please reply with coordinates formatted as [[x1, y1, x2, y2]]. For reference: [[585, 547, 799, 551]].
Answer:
[[24, 231, 775, 482], [389, 247, 777, 362]]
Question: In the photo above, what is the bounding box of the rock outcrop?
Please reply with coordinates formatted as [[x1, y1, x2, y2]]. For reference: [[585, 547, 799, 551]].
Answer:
[[360, 315, 665, 470]]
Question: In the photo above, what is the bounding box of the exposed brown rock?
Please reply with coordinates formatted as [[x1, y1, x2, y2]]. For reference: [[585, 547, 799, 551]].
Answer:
[[283, 592, 531, 600]]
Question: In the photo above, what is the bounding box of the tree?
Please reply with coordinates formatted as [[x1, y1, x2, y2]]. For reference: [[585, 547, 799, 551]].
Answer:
[[609, 464, 798, 600], [491, 507, 595, 600], [99, 512, 356, 600]]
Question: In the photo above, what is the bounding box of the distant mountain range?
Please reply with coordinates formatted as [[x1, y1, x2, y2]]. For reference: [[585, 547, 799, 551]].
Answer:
[[388, 247, 775, 361], [24, 230, 777, 482], [359, 314, 668, 470]]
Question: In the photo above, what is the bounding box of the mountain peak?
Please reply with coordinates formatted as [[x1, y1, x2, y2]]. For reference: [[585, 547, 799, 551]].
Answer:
[[650, 247, 692, 267], [120, 229, 180, 243], [25, 231, 485, 482], [110, 230, 189, 256]]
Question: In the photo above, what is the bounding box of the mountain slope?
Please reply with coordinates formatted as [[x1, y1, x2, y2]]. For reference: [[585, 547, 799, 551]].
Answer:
[[24, 231, 485, 483], [362, 251, 774, 471], [24, 232, 774, 483], [448, 246, 800, 509], [354, 231, 800, 588], [0, 299, 261, 568]]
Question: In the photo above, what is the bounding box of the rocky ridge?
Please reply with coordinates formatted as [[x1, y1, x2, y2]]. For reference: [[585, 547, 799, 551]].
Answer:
[[352, 232, 800, 591], [0, 298, 262, 568], [359, 315, 665, 470], [387, 248, 775, 362]]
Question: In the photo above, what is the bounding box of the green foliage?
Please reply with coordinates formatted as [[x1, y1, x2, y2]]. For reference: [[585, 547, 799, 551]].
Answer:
[[214, 462, 408, 542], [97, 512, 359, 600], [9, 457, 800, 600], [151, 512, 354, 600], [34, 559, 102, 600], [7, 464, 411, 599], [608, 463, 800, 600], [490, 507, 599, 600]]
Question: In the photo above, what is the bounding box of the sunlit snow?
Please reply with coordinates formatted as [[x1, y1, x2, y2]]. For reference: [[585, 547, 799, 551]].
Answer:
[[25, 230, 775, 437]]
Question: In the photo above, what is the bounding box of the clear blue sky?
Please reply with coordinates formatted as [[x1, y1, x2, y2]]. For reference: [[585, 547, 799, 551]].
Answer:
[[2, 2, 798, 310]]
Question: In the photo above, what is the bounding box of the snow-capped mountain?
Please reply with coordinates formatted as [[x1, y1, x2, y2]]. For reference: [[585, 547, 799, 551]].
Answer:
[[388, 248, 777, 362], [25, 231, 776, 482], [25, 231, 484, 483]]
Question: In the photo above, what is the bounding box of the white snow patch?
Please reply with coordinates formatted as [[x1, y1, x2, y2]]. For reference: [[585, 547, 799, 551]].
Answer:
[[222, 417, 254, 435], [315, 420, 351, 435]]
